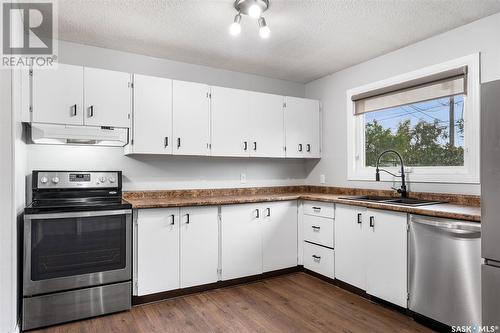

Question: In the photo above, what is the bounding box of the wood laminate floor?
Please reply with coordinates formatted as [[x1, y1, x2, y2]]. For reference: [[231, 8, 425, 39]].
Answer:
[[31, 273, 434, 333]]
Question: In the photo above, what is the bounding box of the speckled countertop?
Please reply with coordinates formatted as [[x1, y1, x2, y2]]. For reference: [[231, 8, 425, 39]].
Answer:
[[123, 186, 480, 222]]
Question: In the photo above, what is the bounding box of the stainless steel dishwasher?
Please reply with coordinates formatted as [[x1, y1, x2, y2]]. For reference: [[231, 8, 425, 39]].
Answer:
[[409, 215, 481, 327]]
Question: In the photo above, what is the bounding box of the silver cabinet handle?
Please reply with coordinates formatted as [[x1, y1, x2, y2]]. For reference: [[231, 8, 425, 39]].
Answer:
[[164, 137, 169, 148], [88, 105, 94, 117], [312, 225, 320, 231], [170, 214, 175, 225]]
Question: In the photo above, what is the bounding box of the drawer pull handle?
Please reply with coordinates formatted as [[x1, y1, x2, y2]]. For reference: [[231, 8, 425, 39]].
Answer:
[[311, 225, 321, 231], [255, 209, 260, 218], [266, 208, 270, 217], [312, 255, 321, 261], [306, 144, 311, 152], [170, 214, 175, 225], [298, 144, 303, 152], [312, 207, 321, 211], [369, 216, 375, 228], [357, 213, 362, 224], [185, 213, 190, 224]]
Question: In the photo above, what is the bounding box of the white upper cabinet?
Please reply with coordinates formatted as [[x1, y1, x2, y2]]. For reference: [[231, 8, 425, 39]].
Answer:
[[128, 74, 173, 154], [136, 208, 180, 296], [210, 86, 250, 157], [84, 67, 132, 127], [248, 91, 285, 158], [284, 96, 320, 158], [261, 201, 298, 272], [365, 209, 408, 308], [32, 63, 84, 125], [179, 206, 219, 288], [172, 80, 210, 156]]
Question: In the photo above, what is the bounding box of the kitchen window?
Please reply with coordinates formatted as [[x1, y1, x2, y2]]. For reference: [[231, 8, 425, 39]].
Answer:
[[346, 54, 480, 183]]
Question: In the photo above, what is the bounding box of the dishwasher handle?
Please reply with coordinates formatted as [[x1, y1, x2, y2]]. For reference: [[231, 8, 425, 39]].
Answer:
[[411, 216, 481, 233]]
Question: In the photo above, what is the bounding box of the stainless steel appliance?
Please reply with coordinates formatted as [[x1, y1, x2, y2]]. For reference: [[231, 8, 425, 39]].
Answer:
[[481, 80, 500, 326], [409, 215, 481, 327], [23, 171, 132, 331]]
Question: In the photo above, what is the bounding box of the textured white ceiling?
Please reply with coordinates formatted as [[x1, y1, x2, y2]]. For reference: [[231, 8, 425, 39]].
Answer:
[[57, 0, 500, 83]]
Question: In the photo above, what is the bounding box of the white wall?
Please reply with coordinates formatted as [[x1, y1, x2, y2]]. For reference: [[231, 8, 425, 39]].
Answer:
[[25, 40, 308, 191], [305, 12, 500, 195]]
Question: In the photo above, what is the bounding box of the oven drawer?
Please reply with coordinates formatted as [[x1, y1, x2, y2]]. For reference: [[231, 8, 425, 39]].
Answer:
[[303, 201, 335, 219], [303, 215, 334, 248], [23, 281, 131, 331], [303, 242, 335, 279]]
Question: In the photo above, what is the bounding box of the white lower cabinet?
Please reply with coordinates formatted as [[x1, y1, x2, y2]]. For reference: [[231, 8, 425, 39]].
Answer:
[[335, 204, 408, 307], [136, 208, 180, 296], [179, 206, 219, 288], [221, 201, 298, 280], [303, 242, 335, 279], [135, 206, 218, 296]]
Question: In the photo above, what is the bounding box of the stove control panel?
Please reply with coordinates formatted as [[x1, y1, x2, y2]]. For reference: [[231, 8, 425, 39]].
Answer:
[[34, 171, 121, 189]]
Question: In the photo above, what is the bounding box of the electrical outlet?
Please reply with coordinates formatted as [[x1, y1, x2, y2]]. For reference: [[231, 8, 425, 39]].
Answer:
[[240, 173, 247, 184], [320, 174, 326, 184]]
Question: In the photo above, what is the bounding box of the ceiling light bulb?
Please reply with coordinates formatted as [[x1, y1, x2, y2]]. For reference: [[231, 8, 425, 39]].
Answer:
[[229, 13, 242, 36], [258, 17, 270, 39], [248, 4, 262, 19]]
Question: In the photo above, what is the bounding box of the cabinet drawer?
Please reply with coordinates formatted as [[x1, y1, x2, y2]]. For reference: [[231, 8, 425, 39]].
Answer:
[[303, 242, 335, 279], [303, 215, 334, 248], [303, 201, 334, 218]]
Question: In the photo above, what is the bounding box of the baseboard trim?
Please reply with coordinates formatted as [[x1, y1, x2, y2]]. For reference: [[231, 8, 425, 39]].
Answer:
[[132, 266, 301, 305]]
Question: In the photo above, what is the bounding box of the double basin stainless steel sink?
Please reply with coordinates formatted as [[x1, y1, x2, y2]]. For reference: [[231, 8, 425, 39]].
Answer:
[[339, 195, 444, 207]]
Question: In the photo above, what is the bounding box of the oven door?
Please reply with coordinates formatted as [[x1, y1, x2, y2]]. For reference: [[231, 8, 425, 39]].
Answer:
[[24, 209, 132, 296]]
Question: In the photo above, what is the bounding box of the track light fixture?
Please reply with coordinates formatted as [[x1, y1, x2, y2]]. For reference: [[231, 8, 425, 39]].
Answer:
[[229, 0, 270, 39]]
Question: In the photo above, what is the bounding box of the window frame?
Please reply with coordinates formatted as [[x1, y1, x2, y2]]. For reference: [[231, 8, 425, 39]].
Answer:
[[346, 54, 480, 184]]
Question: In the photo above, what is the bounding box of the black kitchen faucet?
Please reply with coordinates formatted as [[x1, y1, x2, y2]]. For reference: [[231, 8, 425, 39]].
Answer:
[[375, 149, 408, 198]]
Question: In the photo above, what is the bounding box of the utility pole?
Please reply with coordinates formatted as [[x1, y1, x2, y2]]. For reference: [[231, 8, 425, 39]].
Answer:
[[449, 96, 455, 147]]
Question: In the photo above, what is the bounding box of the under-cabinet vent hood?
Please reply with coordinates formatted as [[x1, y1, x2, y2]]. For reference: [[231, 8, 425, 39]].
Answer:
[[30, 123, 129, 146]]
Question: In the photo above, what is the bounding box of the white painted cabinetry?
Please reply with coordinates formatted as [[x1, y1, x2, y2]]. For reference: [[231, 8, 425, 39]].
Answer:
[[136, 208, 179, 296], [83, 67, 132, 127], [221, 201, 298, 280], [284, 96, 320, 158], [210, 86, 249, 157], [128, 74, 173, 154], [172, 80, 211, 156], [32, 63, 84, 125], [135, 206, 219, 295], [335, 204, 408, 307], [179, 206, 219, 288], [31, 64, 131, 128]]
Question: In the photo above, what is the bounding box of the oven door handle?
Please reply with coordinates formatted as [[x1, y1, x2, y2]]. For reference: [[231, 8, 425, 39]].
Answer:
[[24, 209, 132, 220]]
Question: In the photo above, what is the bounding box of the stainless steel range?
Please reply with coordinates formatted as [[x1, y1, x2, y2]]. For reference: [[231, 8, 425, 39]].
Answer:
[[22, 171, 132, 331]]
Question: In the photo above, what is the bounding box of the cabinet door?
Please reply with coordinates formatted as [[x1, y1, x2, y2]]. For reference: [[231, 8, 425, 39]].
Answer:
[[84, 67, 131, 127], [262, 201, 297, 272], [173, 80, 210, 156], [221, 203, 262, 280], [284, 97, 320, 158], [210, 86, 249, 157], [32, 63, 84, 125], [248, 92, 285, 157], [334, 204, 367, 290], [137, 209, 179, 296], [365, 209, 408, 307], [131, 74, 173, 154], [179, 206, 219, 288]]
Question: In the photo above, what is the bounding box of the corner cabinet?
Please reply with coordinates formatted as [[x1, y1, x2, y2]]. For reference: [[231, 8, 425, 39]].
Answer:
[[335, 204, 408, 307], [284, 96, 320, 158], [31, 64, 131, 128]]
